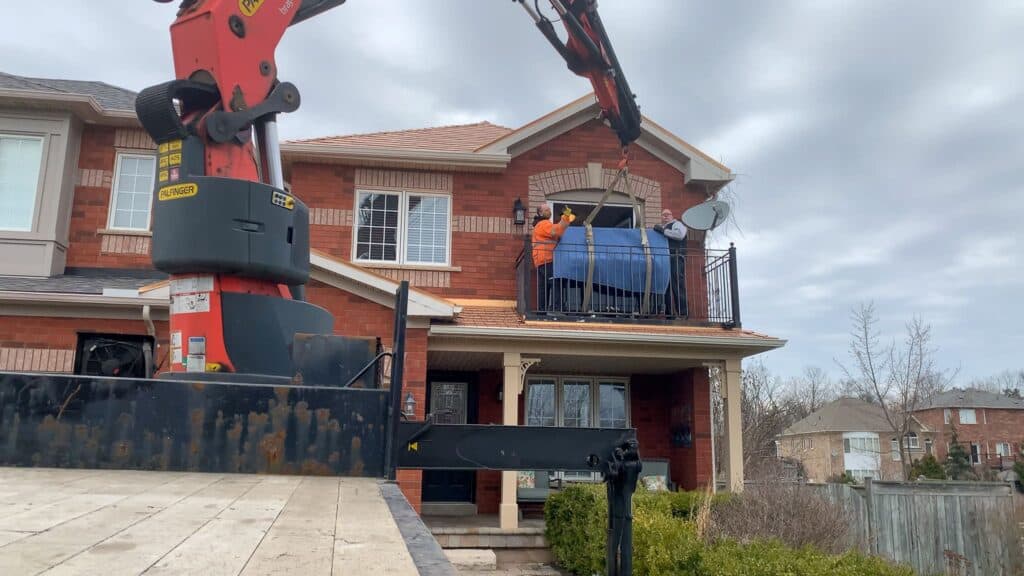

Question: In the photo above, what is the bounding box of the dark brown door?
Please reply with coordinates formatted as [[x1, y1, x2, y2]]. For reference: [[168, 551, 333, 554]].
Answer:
[[422, 382, 474, 502]]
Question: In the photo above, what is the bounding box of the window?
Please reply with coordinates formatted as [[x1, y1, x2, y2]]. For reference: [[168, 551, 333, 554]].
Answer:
[[843, 438, 851, 454], [0, 134, 44, 231], [996, 442, 1011, 458], [891, 439, 901, 461], [354, 190, 450, 265], [108, 153, 157, 230], [925, 438, 933, 455], [959, 409, 977, 425], [526, 376, 629, 429], [969, 443, 981, 465], [548, 200, 636, 228], [943, 409, 951, 424], [904, 432, 919, 449], [526, 376, 629, 483]]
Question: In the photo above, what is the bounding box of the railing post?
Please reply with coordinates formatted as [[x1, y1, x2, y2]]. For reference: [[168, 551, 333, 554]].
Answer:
[[728, 243, 741, 328], [385, 280, 410, 481]]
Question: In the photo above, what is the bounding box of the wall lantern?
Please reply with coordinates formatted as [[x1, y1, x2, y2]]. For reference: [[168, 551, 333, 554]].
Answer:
[[403, 392, 416, 418], [513, 198, 526, 226]]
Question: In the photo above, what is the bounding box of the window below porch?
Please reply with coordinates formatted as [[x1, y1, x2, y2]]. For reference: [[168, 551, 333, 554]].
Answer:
[[525, 375, 629, 483]]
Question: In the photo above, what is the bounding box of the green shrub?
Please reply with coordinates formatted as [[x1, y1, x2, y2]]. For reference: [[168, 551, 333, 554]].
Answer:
[[909, 454, 946, 480], [545, 484, 916, 576], [544, 484, 606, 575], [699, 539, 916, 576]]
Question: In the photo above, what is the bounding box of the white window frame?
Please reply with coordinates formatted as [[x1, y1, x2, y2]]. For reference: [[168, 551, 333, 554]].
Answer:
[[996, 442, 1011, 458], [943, 409, 951, 424], [959, 409, 977, 425], [107, 152, 157, 231], [0, 133, 46, 232], [904, 432, 919, 450], [352, 188, 452, 266], [891, 439, 901, 461], [969, 443, 981, 465], [525, 375, 631, 483]]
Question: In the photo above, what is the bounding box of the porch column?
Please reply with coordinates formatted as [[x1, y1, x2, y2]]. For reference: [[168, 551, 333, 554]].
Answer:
[[721, 358, 744, 492], [500, 352, 521, 530]]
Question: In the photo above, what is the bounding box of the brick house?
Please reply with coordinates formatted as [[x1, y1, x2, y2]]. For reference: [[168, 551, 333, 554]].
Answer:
[[912, 388, 1024, 470], [0, 72, 784, 529], [777, 397, 934, 483]]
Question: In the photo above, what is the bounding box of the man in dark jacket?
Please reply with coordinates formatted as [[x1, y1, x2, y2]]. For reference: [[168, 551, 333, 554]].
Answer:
[[653, 209, 687, 316]]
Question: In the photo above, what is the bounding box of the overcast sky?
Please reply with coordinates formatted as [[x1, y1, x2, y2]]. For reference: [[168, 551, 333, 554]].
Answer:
[[5, 1, 1022, 383]]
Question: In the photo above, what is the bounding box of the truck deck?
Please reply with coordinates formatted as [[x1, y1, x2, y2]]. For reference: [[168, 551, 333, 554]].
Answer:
[[0, 467, 451, 576]]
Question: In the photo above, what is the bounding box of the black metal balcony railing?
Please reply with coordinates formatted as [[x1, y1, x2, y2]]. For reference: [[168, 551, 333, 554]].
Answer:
[[515, 237, 741, 327]]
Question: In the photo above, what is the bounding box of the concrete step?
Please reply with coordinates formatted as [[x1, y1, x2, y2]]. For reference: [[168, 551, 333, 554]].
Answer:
[[445, 549, 497, 571], [422, 502, 479, 517]]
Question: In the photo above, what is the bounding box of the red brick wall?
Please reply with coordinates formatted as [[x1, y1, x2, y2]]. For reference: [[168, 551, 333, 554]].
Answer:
[[915, 407, 1024, 461], [66, 125, 154, 269], [475, 369, 503, 514], [630, 369, 712, 491], [0, 316, 169, 368], [288, 119, 707, 301]]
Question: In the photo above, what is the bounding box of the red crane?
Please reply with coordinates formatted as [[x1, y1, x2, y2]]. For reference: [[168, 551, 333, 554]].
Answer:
[[138, 0, 641, 378]]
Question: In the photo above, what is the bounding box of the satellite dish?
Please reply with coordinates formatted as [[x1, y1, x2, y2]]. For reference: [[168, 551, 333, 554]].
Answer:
[[681, 200, 730, 231]]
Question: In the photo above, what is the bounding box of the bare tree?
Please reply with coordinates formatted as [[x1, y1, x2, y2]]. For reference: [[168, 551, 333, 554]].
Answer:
[[784, 366, 835, 420], [839, 302, 954, 478], [968, 369, 1024, 397]]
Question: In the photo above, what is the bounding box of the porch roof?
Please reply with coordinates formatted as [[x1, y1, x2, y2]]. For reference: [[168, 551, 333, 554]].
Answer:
[[439, 302, 783, 347]]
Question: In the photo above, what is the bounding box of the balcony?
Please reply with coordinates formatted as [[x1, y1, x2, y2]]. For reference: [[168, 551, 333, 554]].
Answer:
[[515, 237, 741, 327]]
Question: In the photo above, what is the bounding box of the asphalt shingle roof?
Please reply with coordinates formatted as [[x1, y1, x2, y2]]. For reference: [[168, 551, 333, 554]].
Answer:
[[288, 122, 513, 152], [919, 388, 1024, 410], [0, 268, 166, 295], [0, 72, 137, 112], [781, 397, 895, 436]]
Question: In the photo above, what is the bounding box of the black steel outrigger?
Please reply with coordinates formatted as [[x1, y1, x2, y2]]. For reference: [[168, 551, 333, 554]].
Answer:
[[385, 282, 642, 576]]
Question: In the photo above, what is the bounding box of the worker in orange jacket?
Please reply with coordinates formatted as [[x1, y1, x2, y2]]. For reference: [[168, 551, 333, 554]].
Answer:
[[531, 202, 574, 311]]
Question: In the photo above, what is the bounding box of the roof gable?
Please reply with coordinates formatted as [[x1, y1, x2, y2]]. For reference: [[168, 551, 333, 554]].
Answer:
[[476, 94, 733, 190]]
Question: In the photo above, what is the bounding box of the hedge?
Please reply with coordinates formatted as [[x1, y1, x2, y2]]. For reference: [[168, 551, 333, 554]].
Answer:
[[544, 484, 916, 576]]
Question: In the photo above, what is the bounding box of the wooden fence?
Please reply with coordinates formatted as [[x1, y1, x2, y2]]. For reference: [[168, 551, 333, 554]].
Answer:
[[807, 480, 1023, 576]]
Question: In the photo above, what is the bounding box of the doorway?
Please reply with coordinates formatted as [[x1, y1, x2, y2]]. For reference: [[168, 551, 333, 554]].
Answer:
[[422, 380, 476, 504]]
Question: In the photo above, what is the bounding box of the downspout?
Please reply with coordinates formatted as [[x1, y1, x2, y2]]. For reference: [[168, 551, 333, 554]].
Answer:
[[142, 304, 156, 377], [709, 365, 717, 492]]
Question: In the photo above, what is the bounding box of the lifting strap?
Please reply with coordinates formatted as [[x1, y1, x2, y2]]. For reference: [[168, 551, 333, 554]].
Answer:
[[580, 159, 652, 314]]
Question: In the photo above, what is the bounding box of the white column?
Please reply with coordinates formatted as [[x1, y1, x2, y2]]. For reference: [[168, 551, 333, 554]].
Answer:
[[722, 358, 744, 492], [500, 352, 521, 530]]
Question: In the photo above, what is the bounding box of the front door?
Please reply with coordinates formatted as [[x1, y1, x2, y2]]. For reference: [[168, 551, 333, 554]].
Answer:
[[422, 382, 474, 502]]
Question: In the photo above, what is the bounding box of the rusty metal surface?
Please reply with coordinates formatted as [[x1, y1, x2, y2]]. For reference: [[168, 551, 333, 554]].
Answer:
[[0, 372, 388, 477]]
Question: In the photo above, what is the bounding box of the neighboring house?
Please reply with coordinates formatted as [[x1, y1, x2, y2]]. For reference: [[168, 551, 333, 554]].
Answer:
[[0, 71, 785, 530], [912, 388, 1024, 469], [777, 397, 933, 483]]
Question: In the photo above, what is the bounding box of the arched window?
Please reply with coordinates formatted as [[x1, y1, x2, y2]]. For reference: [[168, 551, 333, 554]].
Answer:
[[904, 432, 919, 449]]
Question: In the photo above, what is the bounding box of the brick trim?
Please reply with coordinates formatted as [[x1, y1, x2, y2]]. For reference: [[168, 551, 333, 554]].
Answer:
[[77, 168, 113, 188], [100, 233, 151, 255], [374, 268, 451, 288], [310, 207, 353, 227], [114, 128, 157, 150], [452, 215, 515, 234], [355, 168, 452, 194], [0, 348, 74, 372]]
